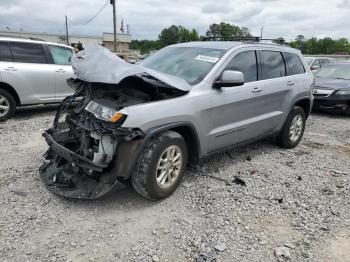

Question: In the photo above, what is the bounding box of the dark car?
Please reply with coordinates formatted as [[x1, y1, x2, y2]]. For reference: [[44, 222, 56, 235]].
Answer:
[[313, 63, 350, 114]]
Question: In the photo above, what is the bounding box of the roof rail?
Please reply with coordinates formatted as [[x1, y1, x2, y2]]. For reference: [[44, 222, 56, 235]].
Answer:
[[202, 36, 286, 45], [0, 35, 45, 42]]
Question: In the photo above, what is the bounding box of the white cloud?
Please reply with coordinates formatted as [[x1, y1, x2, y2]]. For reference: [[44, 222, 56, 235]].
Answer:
[[0, 0, 348, 41]]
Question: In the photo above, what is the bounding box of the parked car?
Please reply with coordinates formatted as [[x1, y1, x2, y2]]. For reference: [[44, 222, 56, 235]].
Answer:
[[40, 43, 314, 200], [305, 56, 335, 72], [0, 37, 74, 121], [313, 62, 350, 114]]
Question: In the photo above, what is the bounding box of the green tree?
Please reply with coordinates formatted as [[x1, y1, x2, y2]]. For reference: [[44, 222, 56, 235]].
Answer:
[[205, 23, 252, 39], [159, 25, 200, 48], [288, 36, 350, 55]]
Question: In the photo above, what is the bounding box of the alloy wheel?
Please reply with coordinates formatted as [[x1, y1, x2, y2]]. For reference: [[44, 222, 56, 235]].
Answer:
[[156, 145, 183, 190], [289, 115, 303, 143]]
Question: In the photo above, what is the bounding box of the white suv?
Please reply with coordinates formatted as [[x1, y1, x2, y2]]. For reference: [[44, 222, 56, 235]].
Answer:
[[0, 37, 74, 121]]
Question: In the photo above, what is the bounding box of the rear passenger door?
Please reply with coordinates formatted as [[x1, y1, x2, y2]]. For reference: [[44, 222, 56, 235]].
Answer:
[[47, 45, 74, 101], [257, 50, 302, 131], [0, 42, 56, 104]]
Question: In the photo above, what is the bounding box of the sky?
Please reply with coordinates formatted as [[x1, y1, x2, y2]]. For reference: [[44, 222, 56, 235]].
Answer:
[[0, 0, 349, 41]]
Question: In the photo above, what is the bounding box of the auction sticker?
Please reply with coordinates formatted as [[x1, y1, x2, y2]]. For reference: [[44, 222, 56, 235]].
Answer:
[[195, 55, 219, 63]]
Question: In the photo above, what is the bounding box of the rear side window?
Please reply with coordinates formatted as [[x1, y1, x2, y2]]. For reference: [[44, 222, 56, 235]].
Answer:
[[9, 42, 48, 64], [284, 53, 305, 75], [260, 51, 286, 80], [0, 42, 13, 62], [225, 51, 258, 83], [48, 46, 72, 65]]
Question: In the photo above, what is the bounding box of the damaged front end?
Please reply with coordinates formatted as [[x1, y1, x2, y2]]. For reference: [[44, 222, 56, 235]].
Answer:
[[40, 74, 187, 199]]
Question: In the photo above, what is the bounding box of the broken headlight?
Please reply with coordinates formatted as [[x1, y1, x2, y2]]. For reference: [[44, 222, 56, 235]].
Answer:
[[85, 100, 126, 123]]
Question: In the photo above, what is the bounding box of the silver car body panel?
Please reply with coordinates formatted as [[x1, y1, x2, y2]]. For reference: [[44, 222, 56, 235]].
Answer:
[[70, 43, 313, 157]]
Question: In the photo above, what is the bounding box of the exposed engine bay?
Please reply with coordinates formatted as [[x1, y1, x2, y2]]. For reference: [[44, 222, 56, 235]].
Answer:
[[40, 74, 187, 199]]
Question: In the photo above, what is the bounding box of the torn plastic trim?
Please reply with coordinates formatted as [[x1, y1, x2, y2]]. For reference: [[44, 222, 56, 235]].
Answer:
[[43, 131, 105, 172]]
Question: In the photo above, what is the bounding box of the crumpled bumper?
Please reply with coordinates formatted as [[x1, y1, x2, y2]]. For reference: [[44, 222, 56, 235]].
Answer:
[[39, 131, 119, 199]]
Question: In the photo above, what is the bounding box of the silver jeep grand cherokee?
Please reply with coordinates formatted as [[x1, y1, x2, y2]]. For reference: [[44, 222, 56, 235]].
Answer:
[[40, 42, 314, 200], [0, 37, 74, 121]]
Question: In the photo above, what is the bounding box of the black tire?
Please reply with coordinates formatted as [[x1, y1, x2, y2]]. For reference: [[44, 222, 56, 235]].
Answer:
[[0, 89, 16, 122], [132, 130, 188, 200], [277, 106, 306, 149]]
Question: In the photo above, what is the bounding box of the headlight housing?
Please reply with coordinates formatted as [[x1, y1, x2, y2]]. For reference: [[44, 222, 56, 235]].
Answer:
[[85, 101, 126, 123], [335, 89, 350, 95]]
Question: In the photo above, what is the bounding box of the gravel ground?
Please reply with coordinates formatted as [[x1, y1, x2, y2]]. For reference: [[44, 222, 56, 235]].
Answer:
[[0, 106, 349, 262]]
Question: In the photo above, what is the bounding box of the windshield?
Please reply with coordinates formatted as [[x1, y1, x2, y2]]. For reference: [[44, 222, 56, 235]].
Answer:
[[306, 58, 313, 66], [141, 47, 226, 85], [315, 65, 350, 80]]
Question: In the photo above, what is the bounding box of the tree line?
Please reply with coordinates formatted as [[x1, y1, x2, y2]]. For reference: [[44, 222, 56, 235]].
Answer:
[[130, 23, 350, 55]]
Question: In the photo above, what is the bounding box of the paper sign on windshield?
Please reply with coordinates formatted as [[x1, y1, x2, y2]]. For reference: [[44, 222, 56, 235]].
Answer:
[[195, 55, 219, 63]]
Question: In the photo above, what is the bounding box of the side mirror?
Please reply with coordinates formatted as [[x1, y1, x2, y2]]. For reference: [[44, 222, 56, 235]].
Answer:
[[213, 70, 245, 89]]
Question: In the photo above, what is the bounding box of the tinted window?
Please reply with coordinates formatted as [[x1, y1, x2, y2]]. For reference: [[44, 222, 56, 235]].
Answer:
[[225, 51, 258, 83], [260, 51, 286, 80], [284, 53, 305, 75], [49, 46, 72, 65], [10, 42, 48, 64], [0, 42, 13, 62]]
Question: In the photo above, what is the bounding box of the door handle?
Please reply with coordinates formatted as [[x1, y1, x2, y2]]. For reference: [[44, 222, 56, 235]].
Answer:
[[56, 69, 66, 73], [4, 67, 18, 71], [287, 81, 295, 86], [251, 87, 263, 93]]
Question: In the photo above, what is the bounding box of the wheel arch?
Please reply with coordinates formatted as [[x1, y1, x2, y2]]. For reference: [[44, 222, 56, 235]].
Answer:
[[145, 122, 201, 164], [294, 98, 311, 119], [0, 82, 21, 105]]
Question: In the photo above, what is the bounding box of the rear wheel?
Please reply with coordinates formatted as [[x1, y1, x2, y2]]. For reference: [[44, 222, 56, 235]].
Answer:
[[0, 89, 16, 122], [132, 130, 188, 200], [277, 106, 306, 148]]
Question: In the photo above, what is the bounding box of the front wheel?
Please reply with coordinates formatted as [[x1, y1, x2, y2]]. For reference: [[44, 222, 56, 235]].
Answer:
[[132, 130, 188, 200], [277, 106, 306, 149]]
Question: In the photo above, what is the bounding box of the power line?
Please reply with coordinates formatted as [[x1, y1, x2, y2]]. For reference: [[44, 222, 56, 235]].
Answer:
[[70, 0, 109, 26]]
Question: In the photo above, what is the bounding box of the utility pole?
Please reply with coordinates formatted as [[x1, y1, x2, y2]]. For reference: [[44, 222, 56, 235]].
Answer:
[[65, 15, 69, 46], [260, 26, 263, 40], [111, 0, 117, 53]]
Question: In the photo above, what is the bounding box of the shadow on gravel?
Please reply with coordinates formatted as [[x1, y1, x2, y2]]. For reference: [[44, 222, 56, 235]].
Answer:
[[14, 104, 59, 119], [311, 110, 350, 119]]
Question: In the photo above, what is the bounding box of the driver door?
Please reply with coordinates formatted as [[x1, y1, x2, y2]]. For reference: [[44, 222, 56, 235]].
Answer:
[[208, 50, 268, 152]]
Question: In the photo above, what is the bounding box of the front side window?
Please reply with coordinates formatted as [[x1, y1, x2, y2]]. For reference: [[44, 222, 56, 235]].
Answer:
[[284, 53, 305, 76], [0, 42, 13, 62], [10, 42, 48, 64], [141, 47, 226, 85], [49, 46, 72, 65], [224, 50, 258, 83], [260, 51, 286, 80]]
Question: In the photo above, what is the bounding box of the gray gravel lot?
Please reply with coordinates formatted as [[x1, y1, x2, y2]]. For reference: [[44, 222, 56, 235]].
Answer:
[[0, 107, 349, 262]]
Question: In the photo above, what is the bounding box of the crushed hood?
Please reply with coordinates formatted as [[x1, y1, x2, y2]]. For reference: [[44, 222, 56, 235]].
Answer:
[[71, 44, 192, 92]]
